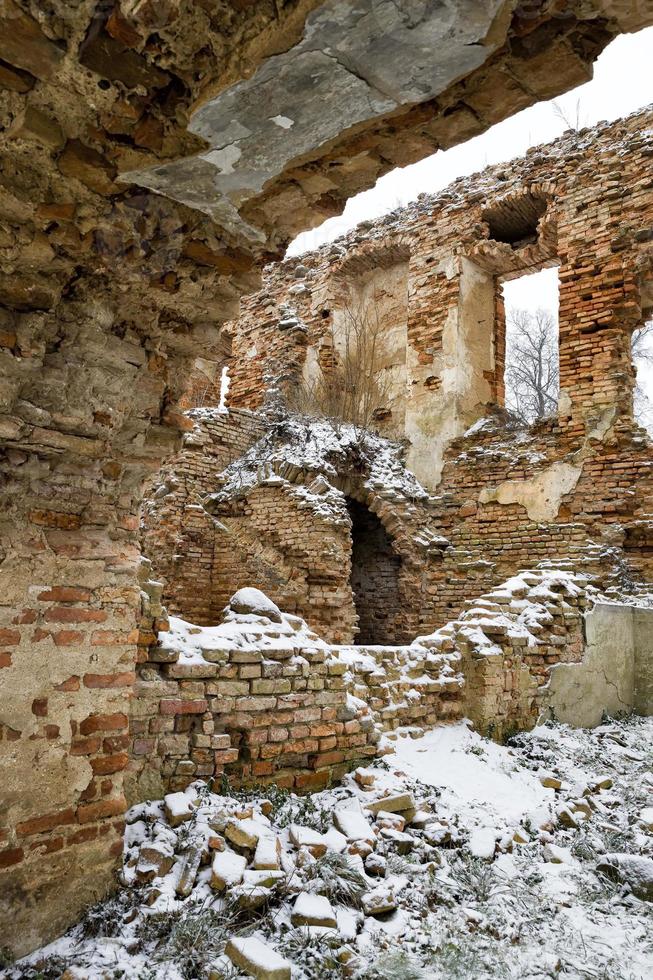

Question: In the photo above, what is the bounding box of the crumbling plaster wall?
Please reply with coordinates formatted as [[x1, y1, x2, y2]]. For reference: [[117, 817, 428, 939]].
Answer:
[[2, 0, 653, 955], [546, 602, 653, 727], [404, 255, 497, 485]]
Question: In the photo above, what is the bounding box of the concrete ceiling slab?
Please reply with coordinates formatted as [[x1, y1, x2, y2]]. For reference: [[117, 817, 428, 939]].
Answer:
[[120, 0, 509, 241]]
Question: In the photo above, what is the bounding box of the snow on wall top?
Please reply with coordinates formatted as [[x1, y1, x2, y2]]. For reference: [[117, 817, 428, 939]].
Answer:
[[279, 103, 653, 270], [204, 415, 432, 523]]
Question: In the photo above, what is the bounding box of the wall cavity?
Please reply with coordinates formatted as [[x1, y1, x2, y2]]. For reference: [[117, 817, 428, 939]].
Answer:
[[348, 500, 402, 645]]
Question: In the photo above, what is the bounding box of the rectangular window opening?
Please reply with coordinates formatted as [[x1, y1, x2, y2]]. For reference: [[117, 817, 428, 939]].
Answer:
[[632, 313, 653, 436], [501, 266, 560, 424]]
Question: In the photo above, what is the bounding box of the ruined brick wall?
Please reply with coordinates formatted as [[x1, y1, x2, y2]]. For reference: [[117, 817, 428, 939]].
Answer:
[[3, 0, 653, 954], [455, 571, 592, 739], [228, 111, 652, 449], [129, 645, 379, 799], [141, 409, 266, 626], [338, 643, 464, 732], [142, 412, 450, 645], [422, 412, 653, 623], [141, 410, 356, 640], [127, 594, 381, 801], [210, 482, 356, 644], [128, 567, 595, 802], [223, 108, 653, 626]]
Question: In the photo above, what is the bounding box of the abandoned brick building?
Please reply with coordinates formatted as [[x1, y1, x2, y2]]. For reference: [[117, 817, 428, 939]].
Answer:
[[131, 102, 653, 868], [2, 0, 653, 960], [147, 107, 653, 649]]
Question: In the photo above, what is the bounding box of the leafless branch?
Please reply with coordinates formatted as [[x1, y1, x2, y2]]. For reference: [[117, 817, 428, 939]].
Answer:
[[288, 294, 393, 438], [505, 307, 559, 424], [632, 319, 653, 434], [552, 98, 585, 132]]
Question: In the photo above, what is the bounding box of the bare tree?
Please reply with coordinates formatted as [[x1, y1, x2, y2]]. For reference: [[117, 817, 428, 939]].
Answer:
[[289, 296, 392, 435], [632, 319, 653, 434], [505, 307, 559, 424]]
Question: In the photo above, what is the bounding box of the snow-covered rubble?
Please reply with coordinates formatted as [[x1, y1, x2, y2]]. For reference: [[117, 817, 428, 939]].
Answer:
[[415, 568, 593, 660], [206, 416, 431, 520], [156, 588, 329, 667], [9, 717, 653, 980]]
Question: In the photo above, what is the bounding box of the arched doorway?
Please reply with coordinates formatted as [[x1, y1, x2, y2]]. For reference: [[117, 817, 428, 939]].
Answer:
[[347, 498, 402, 645]]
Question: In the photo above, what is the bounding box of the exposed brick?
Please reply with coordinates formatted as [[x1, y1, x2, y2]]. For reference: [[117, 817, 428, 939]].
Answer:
[[79, 712, 128, 735], [52, 630, 84, 647], [17, 807, 76, 837], [45, 607, 106, 624], [55, 675, 81, 692], [0, 847, 24, 868], [159, 698, 208, 715], [91, 752, 129, 775], [102, 735, 130, 753], [76, 795, 128, 825], [83, 672, 135, 689], [70, 737, 102, 756], [38, 587, 92, 602]]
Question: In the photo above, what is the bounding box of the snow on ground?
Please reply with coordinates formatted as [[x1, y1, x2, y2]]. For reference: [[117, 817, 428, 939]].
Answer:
[[4, 717, 653, 980], [391, 723, 553, 827]]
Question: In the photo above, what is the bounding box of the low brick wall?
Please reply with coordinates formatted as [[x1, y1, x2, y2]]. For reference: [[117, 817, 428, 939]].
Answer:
[[449, 570, 591, 738], [127, 597, 380, 801], [128, 569, 598, 805], [336, 643, 464, 731]]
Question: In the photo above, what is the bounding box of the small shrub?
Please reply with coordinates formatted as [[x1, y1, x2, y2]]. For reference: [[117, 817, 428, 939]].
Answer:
[[356, 950, 425, 980], [446, 857, 508, 905], [273, 792, 331, 833], [284, 929, 345, 979], [81, 892, 134, 939], [429, 939, 510, 980], [303, 851, 367, 906], [6, 955, 71, 980]]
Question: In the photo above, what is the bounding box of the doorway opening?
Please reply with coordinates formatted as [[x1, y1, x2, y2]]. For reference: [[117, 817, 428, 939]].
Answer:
[[348, 499, 401, 645]]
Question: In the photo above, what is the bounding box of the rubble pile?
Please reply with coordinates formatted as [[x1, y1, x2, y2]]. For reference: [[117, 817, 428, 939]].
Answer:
[[9, 717, 653, 979]]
